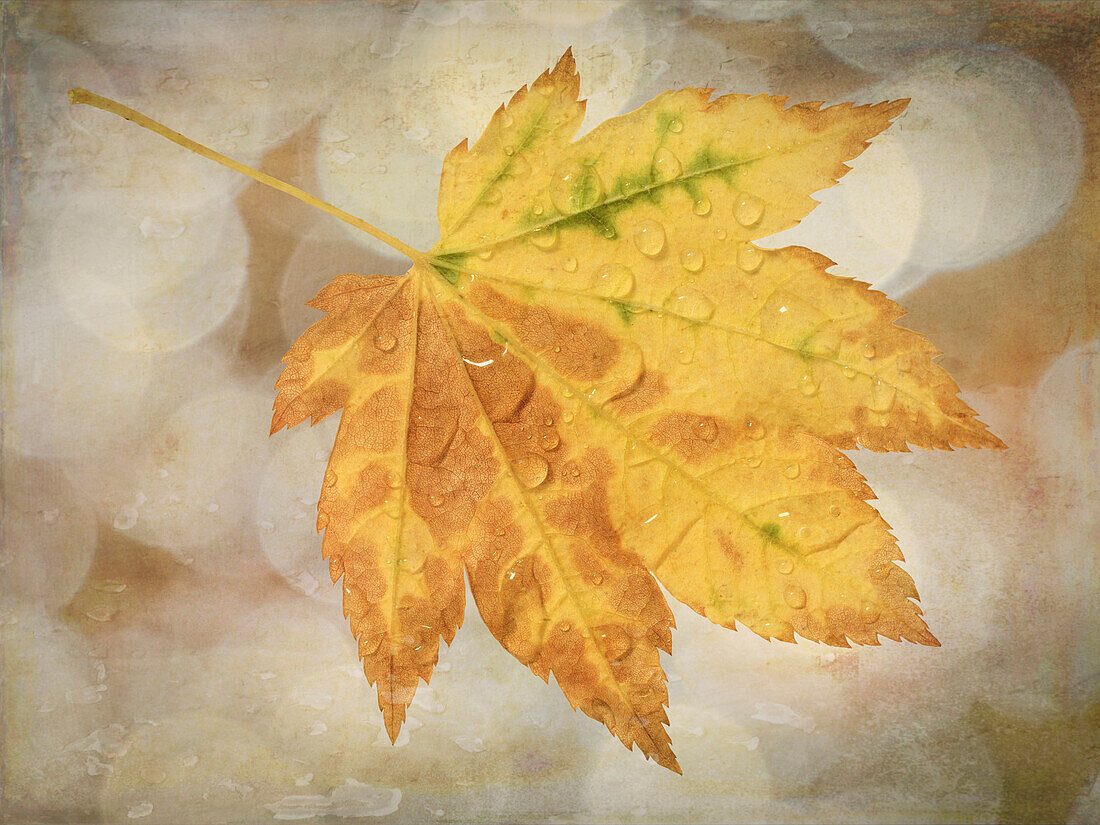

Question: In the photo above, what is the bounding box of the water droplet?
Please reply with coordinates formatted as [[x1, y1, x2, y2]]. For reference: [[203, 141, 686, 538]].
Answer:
[[429, 494, 444, 507], [829, 504, 842, 518], [869, 379, 896, 412], [505, 570, 516, 580], [862, 344, 876, 359], [476, 247, 493, 260], [679, 248, 705, 272], [668, 117, 683, 133], [799, 373, 819, 396], [783, 463, 800, 479], [696, 417, 718, 442], [533, 204, 544, 216], [784, 585, 807, 609], [504, 145, 515, 156], [745, 456, 762, 468], [676, 345, 694, 364], [776, 558, 794, 575], [530, 225, 558, 249], [387, 473, 402, 489], [543, 416, 553, 426], [693, 196, 711, 216], [558, 621, 571, 633], [591, 263, 635, 298], [737, 243, 763, 273], [561, 410, 574, 424], [541, 430, 561, 451], [734, 193, 765, 227], [374, 332, 397, 352], [715, 228, 727, 240], [663, 287, 715, 321], [550, 161, 603, 215], [562, 256, 578, 273], [502, 112, 515, 127], [869, 564, 890, 580], [493, 526, 506, 537], [842, 366, 857, 379], [633, 220, 666, 257], [745, 418, 765, 440], [592, 573, 603, 585], [515, 454, 549, 489], [651, 147, 682, 182]]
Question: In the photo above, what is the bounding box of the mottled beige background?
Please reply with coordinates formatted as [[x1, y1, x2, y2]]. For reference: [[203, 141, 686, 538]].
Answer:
[[2, 1, 1098, 823]]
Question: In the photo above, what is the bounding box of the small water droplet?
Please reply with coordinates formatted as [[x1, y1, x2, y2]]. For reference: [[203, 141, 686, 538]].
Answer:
[[541, 430, 561, 451], [633, 220, 666, 257], [869, 379, 896, 412], [550, 161, 603, 215], [696, 417, 718, 442], [783, 463, 800, 479], [592, 573, 604, 585], [737, 243, 763, 272], [558, 621, 571, 633], [798, 526, 811, 540], [776, 558, 794, 575], [533, 204, 544, 216], [668, 117, 683, 134], [504, 145, 515, 156], [493, 526, 506, 537], [745, 418, 765, 440], [734, 193, 765, 227], [745, 455, 762, 468], [373, 333, 397, 352], [506, 570, 516, 580], [515, 453, 549, 489], [862, 344, 876, 359], [693, 196, 711, 216], [715, 228, 727, 240], [562, 410, 574, 424], [784, 585, 807, 609], [502, 112, 515, 127], [799, 373, 819, 396], [429, 494, 444, 507], [663, 287, 715, 321], [476, 247, 493, 260], [869, 564, 890, 580], [562, 256, 578, 273], [679, 248, 705, 272], [861, 602, 880, 623], [651, 146, 682, 182], [387, 473, 402, 489], [543, 416, 553, 426], [829, 504, 842, 518], [531, 225, 558, 249], [842, 366, 858, 379], [591, 263, 635, 298], [676, 346, 694, 364]]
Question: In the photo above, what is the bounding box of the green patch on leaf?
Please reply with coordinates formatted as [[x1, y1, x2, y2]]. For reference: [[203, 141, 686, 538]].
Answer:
[[610, 300, 635, 326], [759, 522, 781, 542]]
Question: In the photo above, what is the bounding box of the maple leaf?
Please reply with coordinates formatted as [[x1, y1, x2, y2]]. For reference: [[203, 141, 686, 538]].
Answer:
[[71, 49, 1004, 774]]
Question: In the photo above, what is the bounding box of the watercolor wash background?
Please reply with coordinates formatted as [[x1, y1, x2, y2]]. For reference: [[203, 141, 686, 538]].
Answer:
[[2, 1, 1097, 823]]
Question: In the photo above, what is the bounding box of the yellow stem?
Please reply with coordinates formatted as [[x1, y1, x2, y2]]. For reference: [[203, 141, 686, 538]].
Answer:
[[68, 88, 427, 265]]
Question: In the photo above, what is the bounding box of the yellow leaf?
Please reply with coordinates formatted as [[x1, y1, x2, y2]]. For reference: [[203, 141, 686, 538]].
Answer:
[[71, 48, 1005, 774]]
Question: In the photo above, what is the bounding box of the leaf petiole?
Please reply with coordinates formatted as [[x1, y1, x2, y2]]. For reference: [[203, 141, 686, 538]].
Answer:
[[67, 88, 428, 265]]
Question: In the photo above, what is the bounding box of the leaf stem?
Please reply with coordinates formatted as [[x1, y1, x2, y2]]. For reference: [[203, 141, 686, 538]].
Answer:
[[68, 88, 428, 265]]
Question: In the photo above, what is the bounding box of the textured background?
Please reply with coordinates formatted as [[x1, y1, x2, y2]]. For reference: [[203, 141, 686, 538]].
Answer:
[[3, 1, 1098, 823]]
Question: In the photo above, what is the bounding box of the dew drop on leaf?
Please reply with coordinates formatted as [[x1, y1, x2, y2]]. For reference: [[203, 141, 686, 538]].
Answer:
[[842, 366, 858, 379], [829, 504, 842, 518], [373, 332, 397, 352], [783, 462, 800, 479], [799, 373, 819, 396], [651, 147, 682, 182], [429, 494, 444, 507], [744, 417, 765, 440], [476, 247, 493, 260], [679, 248, 705, 272], [869, 379, 897, 412], [696, 417, 718, 442], [530, 225, 558, 249], [633, 219, 666, 257], [558, 621, 571, 633], [734, 193, 765, 227], [592, 263, 635, 298], [540, 430, 560, 451], [515, 453, 549, 489], [550, 161, 602, 215], [692, 196, 711, 216], [862, 344, 876, 359], [562, 256, 578, 273], [668, 117, 683, 134], [737, 243, 763, 273], [776, 558, 794, 574], [663, 287, 715, 321], [715, 228, 727, 240], [783, 585, 807, 609], [861, 602, 881, 623]]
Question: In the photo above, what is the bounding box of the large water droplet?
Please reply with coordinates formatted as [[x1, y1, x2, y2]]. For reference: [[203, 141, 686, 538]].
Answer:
[[862, 344, 876, 359], [663, 287, 715, 321], [592, 263, 635, 298], [633, 220, 666, 257], [668, 117, 683, 134], [540, 430, 560, 451], [734, 193, 765, 227], [550, 161, 603, 215], [693, 196, 711, 216], [869, 379, 896, 412], [776, 558, 794, 575], [799, 373, 819, 396], [784, 584, 807, 609], [651, 147, 682, 183], [679, 248, 705, 272], [530, 225, 558, 249], [783, 462, 800, 479], [515, 453, 549, 489], [737, 243, 763, 273]]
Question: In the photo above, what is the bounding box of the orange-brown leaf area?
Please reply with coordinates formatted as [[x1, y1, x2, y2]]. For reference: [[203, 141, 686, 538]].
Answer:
[[271, 49, 1004, 772]]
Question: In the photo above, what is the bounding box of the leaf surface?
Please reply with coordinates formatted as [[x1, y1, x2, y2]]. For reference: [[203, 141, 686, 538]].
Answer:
[[272, 50, 1004, 771]]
